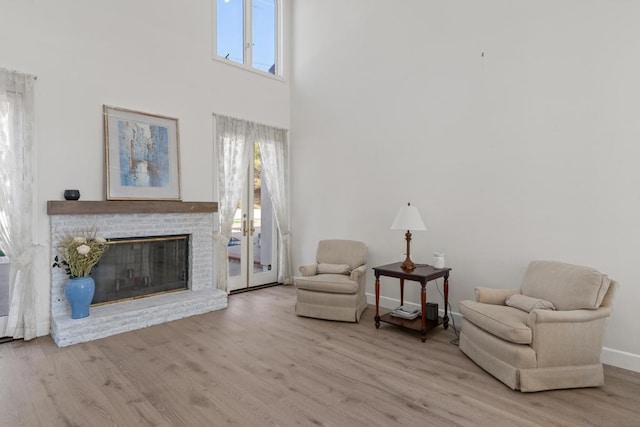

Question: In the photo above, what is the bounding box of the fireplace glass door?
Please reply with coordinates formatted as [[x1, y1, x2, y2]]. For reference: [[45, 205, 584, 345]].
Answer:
[[92, 235, 189, 305]]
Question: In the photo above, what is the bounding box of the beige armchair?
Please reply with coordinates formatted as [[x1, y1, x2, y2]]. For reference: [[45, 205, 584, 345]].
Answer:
[[459, 261, 617, 392], [294, 240, 368, 322]]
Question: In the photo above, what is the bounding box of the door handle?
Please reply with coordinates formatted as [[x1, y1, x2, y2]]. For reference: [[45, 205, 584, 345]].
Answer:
[[242, 220, 247, 236], [250, 219, 256, 236]]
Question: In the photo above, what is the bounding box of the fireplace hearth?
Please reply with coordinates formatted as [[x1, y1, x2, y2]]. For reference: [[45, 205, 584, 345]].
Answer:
[[48, 201, 226, 347]]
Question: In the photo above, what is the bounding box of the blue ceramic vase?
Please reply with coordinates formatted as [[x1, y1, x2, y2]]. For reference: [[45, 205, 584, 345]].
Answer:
[[64, 276, 95, 319]]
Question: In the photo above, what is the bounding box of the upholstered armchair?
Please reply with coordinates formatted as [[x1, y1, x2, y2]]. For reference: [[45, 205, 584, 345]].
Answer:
[[459, 261, 617, 392], [294, 240, 368, 322]]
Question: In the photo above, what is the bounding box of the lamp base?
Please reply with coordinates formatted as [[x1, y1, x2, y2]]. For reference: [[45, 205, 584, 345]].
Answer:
[[400, 257, 416, 272]]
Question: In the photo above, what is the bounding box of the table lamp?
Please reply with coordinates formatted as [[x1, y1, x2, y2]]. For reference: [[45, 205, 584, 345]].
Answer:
[[391, 202, 426, 272]]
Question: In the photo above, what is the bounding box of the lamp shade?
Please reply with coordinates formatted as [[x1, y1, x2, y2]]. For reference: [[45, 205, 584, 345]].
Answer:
[[390, 203, 426, 231]]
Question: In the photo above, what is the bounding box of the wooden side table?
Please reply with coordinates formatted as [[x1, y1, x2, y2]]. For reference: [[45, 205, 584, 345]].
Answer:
[[373, 262, 451, 342]]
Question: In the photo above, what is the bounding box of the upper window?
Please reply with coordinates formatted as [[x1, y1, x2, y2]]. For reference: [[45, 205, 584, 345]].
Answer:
[[215, 0, 280, 76]]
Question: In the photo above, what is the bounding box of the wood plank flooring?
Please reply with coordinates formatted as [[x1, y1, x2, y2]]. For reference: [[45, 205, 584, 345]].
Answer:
[[1, 285, 639, 426]]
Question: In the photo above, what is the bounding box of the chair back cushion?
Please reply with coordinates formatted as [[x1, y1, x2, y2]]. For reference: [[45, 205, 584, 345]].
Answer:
[[316, 240, 367, 270], [521, 261, 611, 310]]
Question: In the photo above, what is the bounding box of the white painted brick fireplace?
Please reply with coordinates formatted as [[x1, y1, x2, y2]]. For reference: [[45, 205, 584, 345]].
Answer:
[[48, 202, 226, 347]]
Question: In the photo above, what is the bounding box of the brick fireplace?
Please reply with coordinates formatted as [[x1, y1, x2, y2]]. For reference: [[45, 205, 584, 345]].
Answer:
[[47, 201, 226, 347]]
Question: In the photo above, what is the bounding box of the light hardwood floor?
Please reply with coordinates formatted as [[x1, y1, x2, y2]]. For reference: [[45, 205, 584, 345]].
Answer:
[[1, 285, 639, 426]]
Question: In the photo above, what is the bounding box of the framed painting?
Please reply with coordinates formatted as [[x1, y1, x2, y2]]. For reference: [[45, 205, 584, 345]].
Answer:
[[103, 105, 181, 200]]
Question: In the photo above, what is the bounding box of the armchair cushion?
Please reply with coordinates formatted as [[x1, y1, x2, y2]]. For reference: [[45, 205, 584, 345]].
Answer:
[[317, 263, 351, 275], [521, 261, 611, 310], [505, 294, 556, 313], [295, 274, 358, 294], [459, 300, 532, 344]]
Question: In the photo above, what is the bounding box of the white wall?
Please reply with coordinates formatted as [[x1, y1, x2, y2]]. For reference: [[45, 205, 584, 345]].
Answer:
[[0, 0, 290, 336], [290, 0, 640, 371]]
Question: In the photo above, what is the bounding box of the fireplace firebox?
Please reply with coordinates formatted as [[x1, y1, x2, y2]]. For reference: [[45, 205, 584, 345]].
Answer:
[[92, 234, 189, 305]]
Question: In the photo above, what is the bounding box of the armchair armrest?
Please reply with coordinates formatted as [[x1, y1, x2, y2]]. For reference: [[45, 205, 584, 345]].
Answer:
[[527, 306, 612, 367], [299, 264, 317, 277], [527, 306, 611, 325], [474, 287, 519, 305], [350, 264, 367, 281]]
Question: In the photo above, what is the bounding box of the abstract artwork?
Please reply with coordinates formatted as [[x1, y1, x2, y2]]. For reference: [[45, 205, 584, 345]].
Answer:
[[104, 106, 181, 200]]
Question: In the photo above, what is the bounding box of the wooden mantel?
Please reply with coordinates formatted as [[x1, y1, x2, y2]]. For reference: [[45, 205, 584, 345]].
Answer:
[[47, 200, 218, 215]]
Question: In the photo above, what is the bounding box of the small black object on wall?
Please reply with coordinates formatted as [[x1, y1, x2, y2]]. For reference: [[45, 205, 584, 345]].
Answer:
[[63, 189, 80, 201]]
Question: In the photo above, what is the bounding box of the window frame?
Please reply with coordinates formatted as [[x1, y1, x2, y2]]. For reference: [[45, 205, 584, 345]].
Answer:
[[213, 0, 284, 80]]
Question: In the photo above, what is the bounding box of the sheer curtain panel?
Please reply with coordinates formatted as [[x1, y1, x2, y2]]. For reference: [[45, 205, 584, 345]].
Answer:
[[257, 125, 292, 284], [213, 115, 252, 292], [0, 68, 39, 340]]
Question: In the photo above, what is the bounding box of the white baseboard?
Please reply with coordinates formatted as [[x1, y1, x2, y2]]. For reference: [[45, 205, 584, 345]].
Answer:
[[601, 347, 640, 373], [366, 293, 640, 373]]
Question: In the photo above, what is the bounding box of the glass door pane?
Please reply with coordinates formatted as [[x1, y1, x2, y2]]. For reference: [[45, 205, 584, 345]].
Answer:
[[0, 256, 9, 313], [251, 143, 276, 283], [228, 201, 243, 278]]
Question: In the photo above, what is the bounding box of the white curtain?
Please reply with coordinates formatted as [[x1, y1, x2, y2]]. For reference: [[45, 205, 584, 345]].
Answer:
[[213, 115, 252, 292], [256, 125, 292, 284], [0, 68, 40, 340]]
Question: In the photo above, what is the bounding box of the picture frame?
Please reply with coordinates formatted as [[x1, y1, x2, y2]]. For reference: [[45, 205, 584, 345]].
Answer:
[[103, 105, 181, 200]]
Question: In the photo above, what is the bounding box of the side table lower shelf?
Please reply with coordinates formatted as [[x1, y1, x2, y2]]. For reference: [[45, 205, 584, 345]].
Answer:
[[378, 312, 443, 334]]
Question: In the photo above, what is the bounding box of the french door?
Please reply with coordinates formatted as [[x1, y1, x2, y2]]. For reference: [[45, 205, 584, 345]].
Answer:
[[227, 142, 278, 291], [0, 258, 9, 336]]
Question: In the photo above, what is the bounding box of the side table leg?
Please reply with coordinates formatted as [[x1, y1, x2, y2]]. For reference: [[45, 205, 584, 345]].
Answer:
[[400, 278, 404, 306], [420, 282, 427, 342], [443, 275, 449, 330], [375, 275, 380, 329]]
